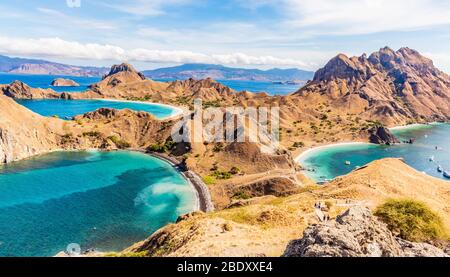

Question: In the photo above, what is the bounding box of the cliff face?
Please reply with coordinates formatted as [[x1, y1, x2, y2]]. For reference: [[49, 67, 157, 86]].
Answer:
[[0, 95, 64, 163], [295, 47, 450, 125]]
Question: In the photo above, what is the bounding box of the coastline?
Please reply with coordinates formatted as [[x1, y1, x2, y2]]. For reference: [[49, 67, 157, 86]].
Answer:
[[93, 98, 186, 120], [389, 122, 444, 131], [142, 151, 214, 213], [295, 142, 374, 163]]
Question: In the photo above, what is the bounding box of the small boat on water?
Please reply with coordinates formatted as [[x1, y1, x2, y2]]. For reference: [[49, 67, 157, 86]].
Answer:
[[437, 166, 443, 173], [345, 161, 351, 165], [444, 171, 450, 179], [429, 156, 435, 162]]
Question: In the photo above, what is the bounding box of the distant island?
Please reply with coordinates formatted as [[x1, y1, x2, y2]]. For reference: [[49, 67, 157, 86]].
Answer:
[[143, 63, 314, 82], [0, 55, 108, 77], [51, 78, 80, 87]]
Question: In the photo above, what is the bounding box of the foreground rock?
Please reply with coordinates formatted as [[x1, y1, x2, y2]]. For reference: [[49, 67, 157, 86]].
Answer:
[[368, 126, 400, 145], [283, 206, 448, 257], [51, 78, 80, 87]]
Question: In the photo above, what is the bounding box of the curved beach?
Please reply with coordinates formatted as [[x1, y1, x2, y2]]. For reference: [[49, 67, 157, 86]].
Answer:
[[94, 98, 186, 120], [295, 142, 374, 163]]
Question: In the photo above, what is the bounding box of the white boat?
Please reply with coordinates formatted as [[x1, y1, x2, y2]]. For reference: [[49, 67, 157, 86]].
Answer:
[[345, 161, 351, 165], [437, 166, 443, 173], [429, 156, 435, 162], [444, 171, 450, 179]]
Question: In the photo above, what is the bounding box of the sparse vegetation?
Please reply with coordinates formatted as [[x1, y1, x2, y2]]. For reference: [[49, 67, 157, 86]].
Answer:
[[232, 190, 252, 200], [375, 199, 447, 242], [82, 131, 102, 138], [229, 166, 241, 175], [212, 142, 224, 152], [108, 136, 131, 149], [148, 139, 176, 153], [202, 175, 216, 185]]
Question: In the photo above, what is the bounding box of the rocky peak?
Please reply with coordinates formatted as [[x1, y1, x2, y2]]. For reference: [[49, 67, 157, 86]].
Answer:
[[312, 53, 373, 82], [103, 63, 146, 80], [283, 206, 448, 257]]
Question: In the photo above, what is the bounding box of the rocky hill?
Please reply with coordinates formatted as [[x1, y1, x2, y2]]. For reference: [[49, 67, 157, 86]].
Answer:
[[294, 47, 450, 125], [0, 80, 59, 99], [116, 158, 449, 257], [51, 78, 79, 87]]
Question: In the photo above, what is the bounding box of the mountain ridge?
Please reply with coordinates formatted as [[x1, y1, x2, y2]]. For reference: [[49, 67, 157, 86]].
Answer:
[[0, 55, 108, 77], [143, 63, 314, 81]]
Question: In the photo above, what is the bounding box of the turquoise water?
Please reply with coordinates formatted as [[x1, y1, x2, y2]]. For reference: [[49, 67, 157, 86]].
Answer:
[[15, 99, 177, 119], [0, 73, 100, 92], [299, 123, 450, 182], [0, 151, 196, 257]]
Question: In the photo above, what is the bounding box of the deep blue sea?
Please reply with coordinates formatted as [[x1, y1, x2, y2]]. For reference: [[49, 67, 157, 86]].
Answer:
[[16, 99, 177, 119], [0, 73, 303, 95], [298, 123, 450, 182], [0, 73, 100, 92], [0, 151, 196, 257]]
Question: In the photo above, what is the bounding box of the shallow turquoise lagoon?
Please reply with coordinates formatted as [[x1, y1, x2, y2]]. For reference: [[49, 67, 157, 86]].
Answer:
[[15, 99, 177, 119], [298, 123, 450, 182], [0, 151, 196, 257]]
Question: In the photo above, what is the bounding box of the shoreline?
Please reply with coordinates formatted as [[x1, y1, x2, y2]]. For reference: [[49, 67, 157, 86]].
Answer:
[[295, 142, 374, 163], [92, 98, 186, 120], [142, 151, 214, 213], [389, 121, 445, 131]]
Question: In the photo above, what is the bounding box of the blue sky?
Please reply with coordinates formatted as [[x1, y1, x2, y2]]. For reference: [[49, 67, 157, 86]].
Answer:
[[2, 0, 450, 71]]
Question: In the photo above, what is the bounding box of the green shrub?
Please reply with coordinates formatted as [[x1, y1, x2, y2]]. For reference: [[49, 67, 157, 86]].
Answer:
[[230, 166, 241, 175], [292, 141, 305, 148], [375, 199, 447, 242], [107, 136, 131, 149], [82, 131, 101, 138], [212, 170, 232, 180], [232, 191, 251, 200], [212, 143, 224, 153], [202, 175, 216, 185], [148, 139, 176, 153]]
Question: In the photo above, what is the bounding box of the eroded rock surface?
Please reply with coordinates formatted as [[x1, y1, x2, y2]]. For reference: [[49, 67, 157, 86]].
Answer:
[[283, 206, 448, 257]]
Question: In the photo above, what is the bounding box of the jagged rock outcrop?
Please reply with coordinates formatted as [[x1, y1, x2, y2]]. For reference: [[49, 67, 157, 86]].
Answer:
[[105, 63, 146, 81], [166, 77, 236, 101], [294, 47, 450, 125], [368, 126, 400, 145], [0, 80, 60, 99], [51, 78, 80, 87], [283, 206, 448, 257]]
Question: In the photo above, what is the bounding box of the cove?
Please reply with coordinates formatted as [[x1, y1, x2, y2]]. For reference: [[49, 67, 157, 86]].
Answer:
[[298, 123, 450, 182], [15, 99, 179, 119], [0, 151, 197, 257]]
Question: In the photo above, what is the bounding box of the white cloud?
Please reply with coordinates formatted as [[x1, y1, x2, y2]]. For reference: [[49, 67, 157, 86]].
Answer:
[[0, 36, 307, 67], [283, 0, 450, 35]]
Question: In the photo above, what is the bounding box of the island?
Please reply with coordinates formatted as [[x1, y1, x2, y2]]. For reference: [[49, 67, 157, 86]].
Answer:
[[50, 78, 80, 87]]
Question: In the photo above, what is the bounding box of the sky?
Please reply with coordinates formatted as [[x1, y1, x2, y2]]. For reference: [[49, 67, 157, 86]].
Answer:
[[2, 0, 450, 72]]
